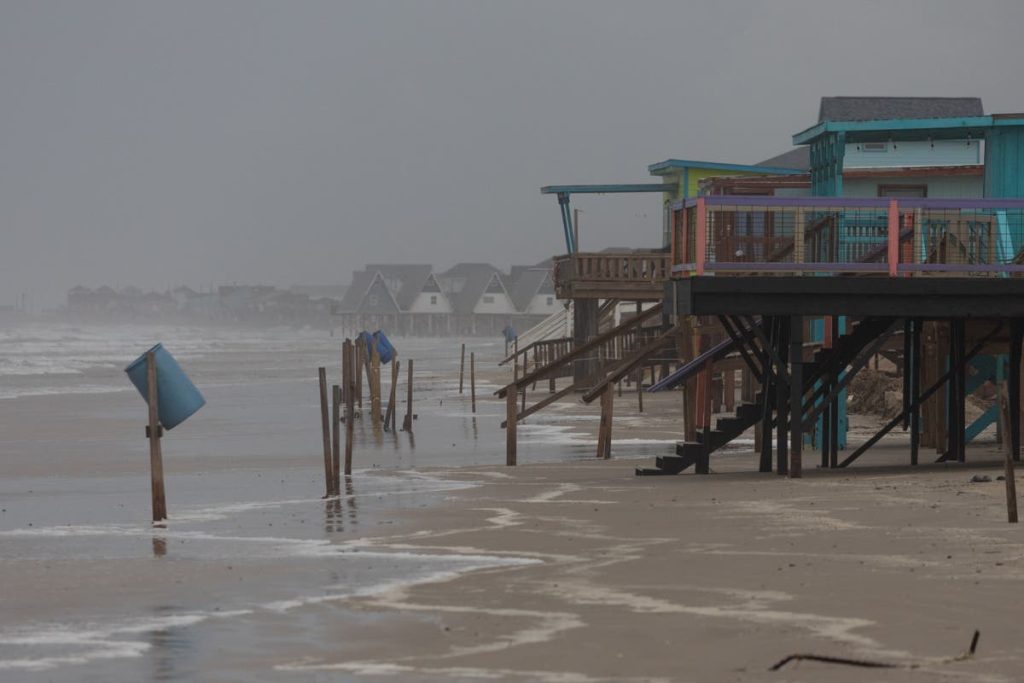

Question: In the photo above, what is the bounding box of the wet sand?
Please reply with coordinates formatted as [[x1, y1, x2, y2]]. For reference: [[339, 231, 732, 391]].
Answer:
[[271, 451, 1024, 682], [3, 325, 1020, 680]]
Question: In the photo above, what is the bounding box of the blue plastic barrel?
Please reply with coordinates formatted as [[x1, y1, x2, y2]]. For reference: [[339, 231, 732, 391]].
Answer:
[[124, 343, 206, 430], [373, 331, 395, 364], [358, 330, 396, 364]]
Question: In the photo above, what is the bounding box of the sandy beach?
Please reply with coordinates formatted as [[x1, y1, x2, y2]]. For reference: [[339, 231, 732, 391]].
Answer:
[[2, 324, 1021, 681]]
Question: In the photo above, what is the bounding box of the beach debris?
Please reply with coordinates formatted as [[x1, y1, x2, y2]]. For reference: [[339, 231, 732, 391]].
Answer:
[[770, 630, 980, 671], [970, 474, 992, 483], [769, 654, 896, 671]]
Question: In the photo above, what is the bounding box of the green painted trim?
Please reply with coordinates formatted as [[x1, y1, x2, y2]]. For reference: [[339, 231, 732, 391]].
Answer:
[[647, 159, 804, 176]]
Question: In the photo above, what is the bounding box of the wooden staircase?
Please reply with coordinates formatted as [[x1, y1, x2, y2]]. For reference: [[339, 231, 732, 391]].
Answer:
[[636, 315, 898, 475]]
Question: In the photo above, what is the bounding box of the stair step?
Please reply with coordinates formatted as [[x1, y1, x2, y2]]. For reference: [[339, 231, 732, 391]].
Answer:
[[635, 467, 677, 476], [655, 453, 697, 473]]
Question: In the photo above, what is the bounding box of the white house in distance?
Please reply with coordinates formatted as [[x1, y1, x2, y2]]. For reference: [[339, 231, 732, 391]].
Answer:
[[509, 266, 560, 316], [334, 262, 553, 337]]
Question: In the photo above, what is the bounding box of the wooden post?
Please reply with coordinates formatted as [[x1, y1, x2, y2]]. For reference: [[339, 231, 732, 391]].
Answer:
[[1007, 321, 1021, 523], [470, 352, 477, 413], [401, 359, 414, 432], [370, 343, 382, 435], [724, 369, 735, 412], [506, 389, 517, 466], [355, 337, 364, 410], [789, 316, 803, 478], [318, 366, 333, 497], [636, 367, 644, 413], [331, 385, 341, 496], [385, 359, 399, 431], [459, 343, 466, 394], [146, 352, 167, 523], [344, 341, 354, 477], [597, 385, 614, 459]]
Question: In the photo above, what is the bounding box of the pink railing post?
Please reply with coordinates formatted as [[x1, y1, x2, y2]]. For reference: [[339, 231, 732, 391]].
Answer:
[[695, 197, 707, 276], [887, 199, 899, 277]]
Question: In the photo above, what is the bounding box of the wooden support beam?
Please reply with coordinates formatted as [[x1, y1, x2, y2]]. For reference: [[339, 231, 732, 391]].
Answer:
[[776, 318, 789, 476], [1007, 320, 1021, 523], [910, 319, 921, 466], [789, 316, 803, 478], [840, 323, 1003, 468]]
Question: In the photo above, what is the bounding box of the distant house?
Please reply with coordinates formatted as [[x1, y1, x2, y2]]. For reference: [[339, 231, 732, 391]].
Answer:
[[333, 262, 554, 337], [509, 267, 559, 316]]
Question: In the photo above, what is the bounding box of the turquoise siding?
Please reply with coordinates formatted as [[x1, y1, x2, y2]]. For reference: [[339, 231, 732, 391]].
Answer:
[[985, 127, 1024, 198], [842, 175, 983, 198], [843, 139, 981, 169]]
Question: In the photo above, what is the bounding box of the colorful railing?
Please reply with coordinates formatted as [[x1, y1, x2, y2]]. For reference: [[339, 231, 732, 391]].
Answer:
[[670, 196, 1024, 277]]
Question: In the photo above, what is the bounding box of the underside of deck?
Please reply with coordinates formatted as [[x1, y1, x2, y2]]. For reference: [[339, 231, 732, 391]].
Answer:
[[668, 276, 1024, 319]]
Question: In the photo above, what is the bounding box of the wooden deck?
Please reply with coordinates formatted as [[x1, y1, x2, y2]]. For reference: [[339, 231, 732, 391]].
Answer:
[[553, 251, 670, 300]]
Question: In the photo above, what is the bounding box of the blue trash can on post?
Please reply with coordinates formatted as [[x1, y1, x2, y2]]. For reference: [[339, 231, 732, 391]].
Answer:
[[125, 344, 206, 430]]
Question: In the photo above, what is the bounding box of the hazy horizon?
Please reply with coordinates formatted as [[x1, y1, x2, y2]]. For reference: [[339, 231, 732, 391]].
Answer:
[[4, 0, 1024, 308]]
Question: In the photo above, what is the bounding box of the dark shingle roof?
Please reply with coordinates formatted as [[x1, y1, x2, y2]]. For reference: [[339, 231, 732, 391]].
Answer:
[[437, 263, 507, 314], [509, 269, 553, 311], [365, 264, 433, 310], [818, 97, 983, 123], [756, 147, 810, 171]]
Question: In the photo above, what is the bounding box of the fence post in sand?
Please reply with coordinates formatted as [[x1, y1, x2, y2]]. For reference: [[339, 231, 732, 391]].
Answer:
[[384, 359, 399, 431], [318, 366, 333, 497], [402, 359, 414, 432], [331, 385, 341, 496], [343, 341, 355, 477], [506, 389, 517, 466], [146, 352, 167, 523], [597, 385, 613, 459], [459, 343, 466, 394], [370, 343, 383, 435], [470, 352, 477, 414], [354, 337, 364, 410], [636, 366, 644, 413]]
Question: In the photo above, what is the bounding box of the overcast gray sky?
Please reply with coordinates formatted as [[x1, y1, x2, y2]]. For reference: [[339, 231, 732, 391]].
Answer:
[[3, 0, 1024, 307]]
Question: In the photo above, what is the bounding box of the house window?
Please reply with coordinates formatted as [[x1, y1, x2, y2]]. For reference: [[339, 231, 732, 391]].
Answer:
[[546, 297, 554, 306], [430, 295, 437, 305], [878, 184, 928, 198], [482, 295, 495, 304]]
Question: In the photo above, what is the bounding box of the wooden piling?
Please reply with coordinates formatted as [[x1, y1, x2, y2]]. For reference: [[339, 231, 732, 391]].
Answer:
[[318, 366, 333, 497], [146, 351, 167, 523], [597, 385, 613, 459], [385, 359, 399, 431], [370, 343, 383, 435], [344, 341, 354, 477], [354, 337, 364, 409], [331, 385, 341, 495], [470, 352, 477, 414], [506, 389, 517, 466], [1008, 321, 1021, 523], [459, 343, 466, 394], [402, 359, 414, 432], [636, 367, 644, 413]]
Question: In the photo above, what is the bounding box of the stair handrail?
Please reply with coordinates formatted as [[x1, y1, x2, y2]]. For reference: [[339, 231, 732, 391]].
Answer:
[[495, 302, 663, 398]]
